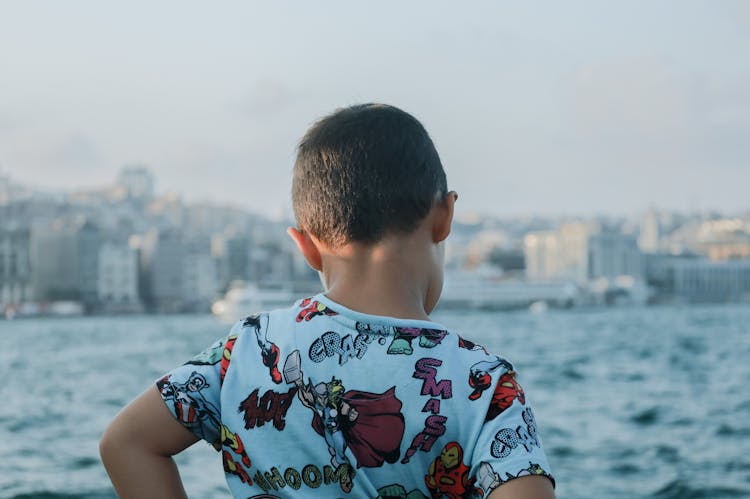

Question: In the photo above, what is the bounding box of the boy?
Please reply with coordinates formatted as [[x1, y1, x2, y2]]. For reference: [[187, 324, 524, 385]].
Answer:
[[100, 104, 556, 498]]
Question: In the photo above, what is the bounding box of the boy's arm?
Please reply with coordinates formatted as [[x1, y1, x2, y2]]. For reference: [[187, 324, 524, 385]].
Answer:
[[100, 385, 200, 499], [487, 475, 556, 499]]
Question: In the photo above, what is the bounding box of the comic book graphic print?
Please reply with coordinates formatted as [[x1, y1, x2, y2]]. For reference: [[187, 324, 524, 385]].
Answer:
[[238, 386, 297, 431], [457, 335, 489, 356], [157, 372, 221, 445], [282, 350, 406, 493], [489, 407, 541, 459], [424, 442, 481, 499], [306, 323, 448, 366], [251, 462, 358, 495], [184, 334, 238, 385], [297, 297, 338, 322], [185, 336, 228, 366], [387, 327, 448, 355], [308, 327, 387, 365], [243, 314, 282, 384], [485, 371, 525, 421], [157, 298, 553, 498], [402, 357, 452, 464], [220, 335, 238, 384], [466, 356, 514, 401], [221, 424, 253, 484]]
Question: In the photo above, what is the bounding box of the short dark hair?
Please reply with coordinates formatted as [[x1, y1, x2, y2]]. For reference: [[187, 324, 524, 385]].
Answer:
[[292, 103, 447, 247]]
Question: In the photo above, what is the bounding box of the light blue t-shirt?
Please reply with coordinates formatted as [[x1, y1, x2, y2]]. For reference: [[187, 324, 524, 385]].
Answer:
[[157, 294, 554, 498]]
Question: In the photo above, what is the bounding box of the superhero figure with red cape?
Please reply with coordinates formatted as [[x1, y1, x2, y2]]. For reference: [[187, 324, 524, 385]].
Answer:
[[283, 350, 405, 493]]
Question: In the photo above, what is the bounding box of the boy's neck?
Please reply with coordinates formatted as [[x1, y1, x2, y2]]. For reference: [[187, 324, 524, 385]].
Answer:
[[319, 234, 441, 322]]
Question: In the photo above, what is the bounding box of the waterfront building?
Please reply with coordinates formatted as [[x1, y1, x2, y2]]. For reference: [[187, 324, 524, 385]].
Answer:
[[182, 252, 219, 312], [98, 240, 141, 313], [639, 210, 660, 253], [138, 228, 185, 312], [0, 223, 33, 306], [30, 219, 80, 301], [671, 259, 750, 303], [28, 217, 102, 308], [643, 254, 676, 294], [213, 230, 252, 291], [661, 217, 750, 261], [524, 222, 599, 283], [0, 174, 9, 206], [558, 221, 600, 282], [587, 231, 642, 280], [182, 236, 220, 312], [441, 270, 579, 310], [77, 220, 101, 310], [259, 245, 296, 284], [523, 231, 561, 281], [465, 229, 509, 269], [699, 220, 750, 261], [146, 193, 185, 228], [486, 247, 526, 278]]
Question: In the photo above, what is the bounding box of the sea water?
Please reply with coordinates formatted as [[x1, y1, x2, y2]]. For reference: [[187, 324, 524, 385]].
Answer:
[[2, 304, 749, 499]]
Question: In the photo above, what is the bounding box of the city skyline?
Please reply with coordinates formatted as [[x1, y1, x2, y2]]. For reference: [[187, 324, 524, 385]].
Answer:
[[4, 161, 750, 314], [1, 2, 749, 218]]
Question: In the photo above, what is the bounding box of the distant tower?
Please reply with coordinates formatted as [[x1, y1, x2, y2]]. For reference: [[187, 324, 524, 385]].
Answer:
[[523, 231, 560, 281], [639, 210, 660, 254], [118, 165, 154, 202]]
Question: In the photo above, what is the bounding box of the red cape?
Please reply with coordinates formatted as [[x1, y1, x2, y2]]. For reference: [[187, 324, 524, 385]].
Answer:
[[312, 386, 405, 468]]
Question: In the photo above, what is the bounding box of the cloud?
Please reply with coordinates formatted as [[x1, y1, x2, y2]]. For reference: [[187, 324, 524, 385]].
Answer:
[[1, 129, 107, 188], [237, 79, 296, 118], [569, 57, 692, 137], [0, 108, 23, 135], [727, 0, 750, 29], [565, 56, 750, 175]]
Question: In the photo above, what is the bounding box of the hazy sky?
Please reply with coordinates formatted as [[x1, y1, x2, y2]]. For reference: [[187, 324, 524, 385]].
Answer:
[[1, 1, 749, 218]]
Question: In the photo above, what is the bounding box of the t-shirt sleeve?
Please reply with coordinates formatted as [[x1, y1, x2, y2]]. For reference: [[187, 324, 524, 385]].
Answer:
[[469, 369, 555, 497], [155, 322, 241, 449]]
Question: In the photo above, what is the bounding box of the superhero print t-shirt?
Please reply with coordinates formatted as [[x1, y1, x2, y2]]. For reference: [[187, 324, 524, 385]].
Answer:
[[157, 294, 554, 498]]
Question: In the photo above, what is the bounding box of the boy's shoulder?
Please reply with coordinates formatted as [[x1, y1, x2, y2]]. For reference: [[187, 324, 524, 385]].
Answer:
[[224, 293, 516, 398], [230, 293, 506, 366]]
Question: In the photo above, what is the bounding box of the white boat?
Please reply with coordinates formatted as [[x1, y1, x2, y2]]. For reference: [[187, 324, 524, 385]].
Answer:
[[211, 281, 304, 323], [529, 300, 549, 314], [438, 271, 579, 311], [2, 301, 84, 319], [47, 301, 85, 316], [581, 276, 650, 306]]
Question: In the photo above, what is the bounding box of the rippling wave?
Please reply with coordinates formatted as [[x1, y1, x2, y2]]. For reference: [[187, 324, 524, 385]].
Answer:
[[2, 305, 750, 498]]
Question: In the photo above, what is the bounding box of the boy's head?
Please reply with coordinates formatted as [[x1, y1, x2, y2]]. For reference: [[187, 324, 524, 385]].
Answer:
[[292, 103, 447, 248]]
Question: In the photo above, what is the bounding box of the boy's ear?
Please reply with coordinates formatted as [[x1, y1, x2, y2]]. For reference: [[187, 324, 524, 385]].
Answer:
[[287, 227, 323, 271], [432, 190, 457, 243]]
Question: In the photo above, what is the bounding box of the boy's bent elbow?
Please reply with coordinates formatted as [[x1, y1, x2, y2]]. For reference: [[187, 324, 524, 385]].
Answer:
[[487, 475, 556, 499], [98, 423, 118, 467], [99, 408, 150, 478], [100, 387, 199, 498], [99, 417, 138, 469], [100, 385, 199, 465]]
